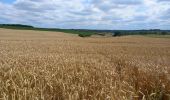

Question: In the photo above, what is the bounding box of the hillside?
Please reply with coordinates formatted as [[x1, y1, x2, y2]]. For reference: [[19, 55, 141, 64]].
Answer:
[[0, 24, 170, 37]]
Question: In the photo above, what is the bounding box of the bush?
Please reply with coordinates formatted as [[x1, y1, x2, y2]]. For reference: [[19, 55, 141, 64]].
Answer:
[[161, 31, 168, 35], [113, 31, 121, 37], [78, 33, 92, 37]]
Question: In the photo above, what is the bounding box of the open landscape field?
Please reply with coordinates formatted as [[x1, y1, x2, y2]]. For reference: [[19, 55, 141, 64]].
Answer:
[[0, 29, 170, 100]]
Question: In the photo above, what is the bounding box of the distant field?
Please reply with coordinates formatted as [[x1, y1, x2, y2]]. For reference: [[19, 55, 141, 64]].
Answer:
[[0, 25, 97, 36], [144, 34, 170, 38], [0, 29, 170, 100], [1, 24, 170, 37]]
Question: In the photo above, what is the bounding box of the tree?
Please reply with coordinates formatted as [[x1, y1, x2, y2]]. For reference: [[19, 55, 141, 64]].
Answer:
[[113, 31, 121, 37], [161, 31, 168, 35]]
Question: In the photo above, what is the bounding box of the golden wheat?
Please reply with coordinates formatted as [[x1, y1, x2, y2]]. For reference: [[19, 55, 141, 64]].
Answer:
[[0, 29, 170, 100]]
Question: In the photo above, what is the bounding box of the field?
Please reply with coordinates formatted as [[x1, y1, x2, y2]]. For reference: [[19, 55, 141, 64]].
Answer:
[[145, 34, 170, 38], [0, 29, 170, 100]]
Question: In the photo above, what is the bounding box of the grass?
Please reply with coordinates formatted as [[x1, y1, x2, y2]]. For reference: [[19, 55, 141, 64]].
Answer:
[[0, 26, 97, 36], [144, 34, 170, 38], [0, 29, 170, 100]]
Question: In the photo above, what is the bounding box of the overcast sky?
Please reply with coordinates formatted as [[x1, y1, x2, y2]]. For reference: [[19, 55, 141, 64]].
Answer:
[[0, 0, 170, 30]]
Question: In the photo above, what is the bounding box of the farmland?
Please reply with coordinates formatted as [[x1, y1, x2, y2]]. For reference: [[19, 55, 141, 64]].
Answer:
[[0, 29, 170, 100], [0, 24, 170, 37]]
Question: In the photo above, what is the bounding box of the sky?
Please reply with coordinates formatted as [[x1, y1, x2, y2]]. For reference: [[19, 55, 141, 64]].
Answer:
[[0, 0, 170, 30]]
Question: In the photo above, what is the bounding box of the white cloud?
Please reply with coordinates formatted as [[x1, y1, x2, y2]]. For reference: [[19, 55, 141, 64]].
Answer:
[[0, 0, 169, 29]]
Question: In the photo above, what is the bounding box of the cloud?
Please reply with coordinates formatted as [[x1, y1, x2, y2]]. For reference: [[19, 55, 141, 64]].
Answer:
[[0, 0, 169, 29], [157, 0, 170, 2], [160, 8, 170, 20]]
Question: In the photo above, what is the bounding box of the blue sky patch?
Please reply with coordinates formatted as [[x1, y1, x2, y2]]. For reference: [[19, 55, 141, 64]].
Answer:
[[0, 0, 15, 4]]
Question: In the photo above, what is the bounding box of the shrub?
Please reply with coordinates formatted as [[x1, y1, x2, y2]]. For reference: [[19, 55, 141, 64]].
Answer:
[[113, 31, 121, 37], [161, 31, 168, 35], [78, 33, 92, 37]]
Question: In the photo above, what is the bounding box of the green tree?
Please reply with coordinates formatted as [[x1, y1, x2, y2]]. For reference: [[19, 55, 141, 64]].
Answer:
[[113, 31, 121, 37]]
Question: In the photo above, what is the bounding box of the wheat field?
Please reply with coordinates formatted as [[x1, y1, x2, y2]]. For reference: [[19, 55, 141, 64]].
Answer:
[[0, 29, 170, 100]]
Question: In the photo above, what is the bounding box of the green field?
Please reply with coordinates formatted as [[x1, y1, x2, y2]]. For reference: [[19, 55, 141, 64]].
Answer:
[[144, 34, 170, 38]]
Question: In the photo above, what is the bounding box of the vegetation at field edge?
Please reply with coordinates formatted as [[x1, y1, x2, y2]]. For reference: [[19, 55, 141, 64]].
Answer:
[[0, 24, 170, 38]]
